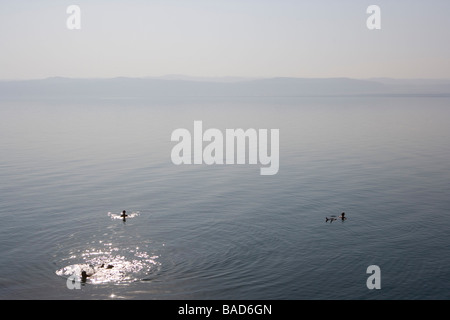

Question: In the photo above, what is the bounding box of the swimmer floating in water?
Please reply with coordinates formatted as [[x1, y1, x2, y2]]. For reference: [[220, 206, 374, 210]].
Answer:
[[120, 210, 128, 222], [81, 263, 114, 282], [81, 270, 92, 282], [326, 212, 347, 223]]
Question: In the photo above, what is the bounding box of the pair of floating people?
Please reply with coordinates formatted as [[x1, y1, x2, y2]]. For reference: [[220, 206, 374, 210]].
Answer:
[[80, 209, 130, 282], [325, 212, 347, 223]]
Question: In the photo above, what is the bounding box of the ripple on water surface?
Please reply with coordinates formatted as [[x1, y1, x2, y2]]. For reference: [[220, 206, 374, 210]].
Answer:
[[55, 211, 160, 285]]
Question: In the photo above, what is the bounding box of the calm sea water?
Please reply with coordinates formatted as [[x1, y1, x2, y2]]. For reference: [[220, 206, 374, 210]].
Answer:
[[1, 96, 450, 299]]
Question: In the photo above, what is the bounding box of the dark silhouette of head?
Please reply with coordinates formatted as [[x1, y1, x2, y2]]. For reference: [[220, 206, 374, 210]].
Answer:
[[81, 270, 89, 282]]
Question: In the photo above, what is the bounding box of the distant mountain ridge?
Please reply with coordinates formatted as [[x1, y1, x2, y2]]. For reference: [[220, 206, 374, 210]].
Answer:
[[1, 76, 450, 99]]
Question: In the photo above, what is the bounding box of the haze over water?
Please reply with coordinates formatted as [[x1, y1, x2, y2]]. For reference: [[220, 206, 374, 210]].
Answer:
[[1, 93, 450, 299]]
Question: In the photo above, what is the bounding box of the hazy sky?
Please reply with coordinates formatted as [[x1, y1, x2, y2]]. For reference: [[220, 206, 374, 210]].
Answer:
[[1, 0, 449, 80]]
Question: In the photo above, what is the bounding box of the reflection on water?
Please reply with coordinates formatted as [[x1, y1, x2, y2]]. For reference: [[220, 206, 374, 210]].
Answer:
[[55, 211, 160, 285], [108, 211, 140, 220], [56, 242, 159, 284]]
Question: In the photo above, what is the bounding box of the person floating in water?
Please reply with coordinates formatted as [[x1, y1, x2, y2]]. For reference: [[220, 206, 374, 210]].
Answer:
[[326, 212, 347, 223], [81, 270, 91, 282], [120, 210, 128, 222], [81, 263, 114, 282]]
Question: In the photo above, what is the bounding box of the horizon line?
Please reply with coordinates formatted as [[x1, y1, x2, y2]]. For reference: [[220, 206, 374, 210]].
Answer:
[[2, 75, 450, 82]]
